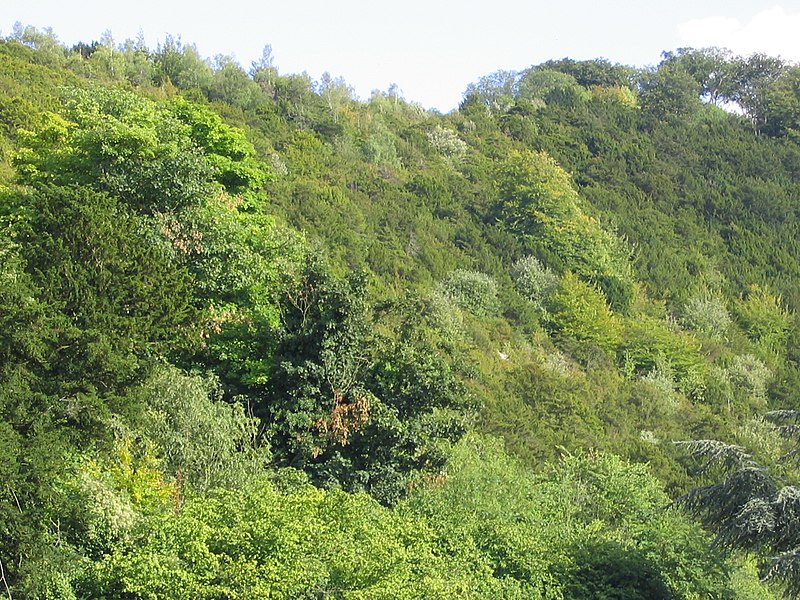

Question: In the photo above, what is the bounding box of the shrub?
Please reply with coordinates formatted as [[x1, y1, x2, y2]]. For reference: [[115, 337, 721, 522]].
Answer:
[[546, 272, 621, 359], [511, 255, 558, 310], [726, 354, 772, 406], [438, 269, 500, 317], [426, 125, 468, 166], [683, 295, 732, 340], [735, 285, 792, 357]]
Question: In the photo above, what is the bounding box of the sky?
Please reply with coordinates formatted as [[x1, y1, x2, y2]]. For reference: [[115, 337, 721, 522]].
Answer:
[[4, 1, 800, 112]]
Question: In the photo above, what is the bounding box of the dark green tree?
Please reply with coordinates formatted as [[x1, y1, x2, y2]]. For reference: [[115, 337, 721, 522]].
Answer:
[[678, 412, 800, 596], [639, 62, 703, 120], [13, 183, 198, 390], [264, 258, 470, 503]]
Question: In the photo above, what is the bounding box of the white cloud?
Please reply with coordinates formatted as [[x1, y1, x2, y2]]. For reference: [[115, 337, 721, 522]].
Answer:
[[678, 5, 800, 60]]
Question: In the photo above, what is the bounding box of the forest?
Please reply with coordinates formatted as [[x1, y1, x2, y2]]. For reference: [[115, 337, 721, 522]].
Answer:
[[3, 23, 800, 598]]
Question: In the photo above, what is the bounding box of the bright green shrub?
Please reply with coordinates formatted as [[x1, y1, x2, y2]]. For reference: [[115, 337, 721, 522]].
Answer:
[[735, 285, 792, 358], [15, 86, 213, 214], [167, 97, 270, 193], [620, 314, 707, 397], [405, 436, 751, 599], [80, 475, 498, 599], [546, 272, 621, 359]]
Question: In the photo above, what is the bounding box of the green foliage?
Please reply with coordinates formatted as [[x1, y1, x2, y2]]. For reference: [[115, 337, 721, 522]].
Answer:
[[438, 269, 501, 317], [167, 97, 270, 192], [426, 125, 468, 167], [362, 117, 403, 169], [0, 232, 55, 372], [735, 285, 792, 358], [638, 362, 682, 417], [639, 62, 703, 120], [265, 256, 374, 465], [497, 149, 634, 311], [762, 67, 800, 138], [15, 86, 212, 213], [184, 194, 303, 389], [510, 255, 558, 311], [78, 474, 496, 599], [2, 30, 800, 600], [564, 540, 673, 600], [480, 357, 605, 465], [660, 47, 737, 106], [677, 416, 800, 596], [12, 183, 198, 389], [406, 436, 749, 598], [264, 259, 471, 504], [620, 314, 707, 396], [546, 272, 621, 359], [9, 23, 65, 66], [718, 354, 773, 413], [517, 67, 591, 108], [683, 294, 732, 340], [135, 365, 269, 492], [542, 58, 635, 89], [590, 84, 639, 109], [152, 35, 213, 92]]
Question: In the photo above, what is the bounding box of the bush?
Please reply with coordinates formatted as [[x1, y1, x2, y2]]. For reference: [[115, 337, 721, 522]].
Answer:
[[735, 285, 792, 357], [683, 295, 732, 340], [438, 269, 500, 317], [546, 272, 621, 359], [620, 315, 707, 398], [497, 150, 634, 299], [726, 354, 772, 407], [137, 365, 269, 492], [511, 255, 558, 311], [426, 125, 468, 166]]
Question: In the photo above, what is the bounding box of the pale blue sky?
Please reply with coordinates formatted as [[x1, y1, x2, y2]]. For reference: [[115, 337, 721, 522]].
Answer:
[[4, 1, 800, 111]]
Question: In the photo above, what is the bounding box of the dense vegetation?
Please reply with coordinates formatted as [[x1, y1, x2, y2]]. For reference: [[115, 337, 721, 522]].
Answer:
[[3, 24, 800, 597]]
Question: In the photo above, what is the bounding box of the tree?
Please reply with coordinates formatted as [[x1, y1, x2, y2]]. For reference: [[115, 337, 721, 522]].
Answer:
[[10, 23, 64, 66], [250, 44, 278, 96], [517, 67, 590, 108], [511, 255, 559, 311], [541, 58, 634, 89], [497, 149, 634, 311], [639, 62, 703, 120], [682, 294, 732, 340], [315, 72, 354, 118], [208, 54, 258, 108], [462, 69, 519, 110], [136, 365, 268, 492], [264, 258, 471, 503], [437, 269, 500, 317], [546, 272, 622, 359], [761, 66, 800, 137], [730, 53, 787, 133], [677, 416, 800, 596], [660, 47, 737, 106], [15, 86, 213, 214], [166, 97, 270, 193], [13, 183, 199, 391], [152, 35, 213, 92]]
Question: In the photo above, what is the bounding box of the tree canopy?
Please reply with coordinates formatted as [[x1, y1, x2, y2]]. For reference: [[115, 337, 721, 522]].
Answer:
[[2, 26, 800, 598]]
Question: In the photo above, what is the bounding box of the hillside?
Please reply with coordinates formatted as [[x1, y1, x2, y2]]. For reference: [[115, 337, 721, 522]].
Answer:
[[2, 27, 800, 598]]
